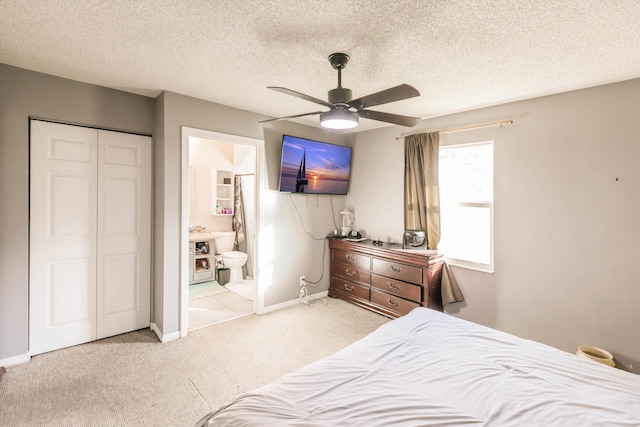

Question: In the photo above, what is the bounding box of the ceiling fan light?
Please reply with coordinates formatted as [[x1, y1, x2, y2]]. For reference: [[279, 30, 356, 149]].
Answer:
[[320, 110, 359, 129]]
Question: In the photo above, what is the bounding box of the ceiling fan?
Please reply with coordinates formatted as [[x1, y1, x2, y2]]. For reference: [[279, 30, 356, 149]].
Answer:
[[260, 52, 421, 129]]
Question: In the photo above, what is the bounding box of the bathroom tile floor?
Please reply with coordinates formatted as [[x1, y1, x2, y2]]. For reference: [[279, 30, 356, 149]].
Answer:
[[188, 279, 255, 331]]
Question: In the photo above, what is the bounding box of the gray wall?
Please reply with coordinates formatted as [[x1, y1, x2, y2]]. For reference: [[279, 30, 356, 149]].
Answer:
[[11, 61, 635, 373], [0, 64, 154, 360], [0, 65, 351, 361], [260, 126, 354, 307], [349, 78, 640, 372], [153, 91, 270, 334], [152, 91, 352, 336]]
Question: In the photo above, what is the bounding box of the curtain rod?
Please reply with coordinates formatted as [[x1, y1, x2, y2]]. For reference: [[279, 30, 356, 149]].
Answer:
[[395, 119, 513, 140]]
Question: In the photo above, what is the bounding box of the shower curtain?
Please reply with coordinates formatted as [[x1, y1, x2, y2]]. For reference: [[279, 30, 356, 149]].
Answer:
[[233, 175, 252, 278]]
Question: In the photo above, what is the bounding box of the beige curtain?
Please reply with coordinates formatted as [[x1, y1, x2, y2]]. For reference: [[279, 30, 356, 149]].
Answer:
[[233, 176, 252, 278], [404, 132, 464, 305], [404, 132, 440, 249]]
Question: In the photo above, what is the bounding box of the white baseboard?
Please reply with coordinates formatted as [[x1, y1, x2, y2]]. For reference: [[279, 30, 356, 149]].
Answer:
[[259, 290, 329, 314], [150, 323, 181, 343], [0, 352, 31, 367]]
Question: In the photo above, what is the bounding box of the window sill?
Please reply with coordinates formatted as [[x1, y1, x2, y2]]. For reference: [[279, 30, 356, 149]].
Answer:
[[444, 258, 494, 274]]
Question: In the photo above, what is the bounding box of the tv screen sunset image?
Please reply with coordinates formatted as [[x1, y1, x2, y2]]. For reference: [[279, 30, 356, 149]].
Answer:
[[279, 135, 352, 195]]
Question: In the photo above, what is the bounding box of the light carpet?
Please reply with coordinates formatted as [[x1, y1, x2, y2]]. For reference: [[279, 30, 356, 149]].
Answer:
[[0, 298, 389, 426]]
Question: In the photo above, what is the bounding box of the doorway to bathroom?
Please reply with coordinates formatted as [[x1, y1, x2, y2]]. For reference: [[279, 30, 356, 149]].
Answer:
[[180, 127, 263, 335]]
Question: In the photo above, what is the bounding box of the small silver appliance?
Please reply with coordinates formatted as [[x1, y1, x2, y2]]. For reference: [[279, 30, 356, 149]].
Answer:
[[403, 230, 427, 250]]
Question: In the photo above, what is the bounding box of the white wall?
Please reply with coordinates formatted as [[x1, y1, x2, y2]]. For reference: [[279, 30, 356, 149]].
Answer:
[[189, 137, 234, 232], [349, 78, 640, 372], [234, 144, 256, 175], [188, 139, 258, 274]]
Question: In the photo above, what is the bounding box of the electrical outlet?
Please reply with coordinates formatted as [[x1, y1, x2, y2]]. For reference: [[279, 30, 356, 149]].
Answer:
[[299, 276, 306, 287]]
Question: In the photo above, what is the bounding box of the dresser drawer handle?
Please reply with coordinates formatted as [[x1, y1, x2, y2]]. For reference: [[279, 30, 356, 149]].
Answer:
[[344, 284, 354, 291], [345, 254, 355, 262], [390, 265, 402, 273], [345, 268, 356, 276], [387, 298, 399, 307], [387, 282, 400, 290]]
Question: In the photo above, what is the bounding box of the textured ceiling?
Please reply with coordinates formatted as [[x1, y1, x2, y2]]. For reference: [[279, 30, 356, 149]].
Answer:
[[2, 0, 640, 131]]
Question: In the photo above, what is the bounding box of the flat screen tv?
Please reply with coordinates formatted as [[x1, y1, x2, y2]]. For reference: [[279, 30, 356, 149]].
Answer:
[[278, 134, 352, 195]]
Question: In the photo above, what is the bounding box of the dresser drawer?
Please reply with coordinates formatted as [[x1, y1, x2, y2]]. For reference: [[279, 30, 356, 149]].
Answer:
[[371, 274, 421, 303], [371, 289, 420, 316], [332, 249, 371, 270], [331, 262, 371, 285], [330, 276, 370, 301], [372, 258, 422, 284]]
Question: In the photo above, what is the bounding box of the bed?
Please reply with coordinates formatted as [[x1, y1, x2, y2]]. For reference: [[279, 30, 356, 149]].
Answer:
[[195, 308, 640, 426]]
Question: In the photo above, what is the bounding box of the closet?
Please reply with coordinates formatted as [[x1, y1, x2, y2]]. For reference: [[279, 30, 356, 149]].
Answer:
[[29, 120, 151, 355]]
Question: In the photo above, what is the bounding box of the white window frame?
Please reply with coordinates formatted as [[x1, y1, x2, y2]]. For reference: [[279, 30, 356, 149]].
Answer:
[[438, 141, 494, 273]]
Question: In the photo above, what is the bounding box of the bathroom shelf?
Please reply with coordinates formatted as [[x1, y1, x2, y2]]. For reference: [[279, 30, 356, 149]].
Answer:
[[211, 169, 234, 216], [190, 239, 214, 284]]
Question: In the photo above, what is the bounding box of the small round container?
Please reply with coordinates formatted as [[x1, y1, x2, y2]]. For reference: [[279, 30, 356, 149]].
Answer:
[[576, 345, 615, 367]]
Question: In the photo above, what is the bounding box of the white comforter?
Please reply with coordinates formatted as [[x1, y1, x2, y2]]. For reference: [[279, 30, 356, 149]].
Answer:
[[196, 308, 640, 426]]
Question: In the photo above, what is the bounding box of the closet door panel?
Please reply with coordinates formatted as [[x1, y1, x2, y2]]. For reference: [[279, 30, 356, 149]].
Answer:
[[96, 130, 151, 339], [30, 121, 98, 355]]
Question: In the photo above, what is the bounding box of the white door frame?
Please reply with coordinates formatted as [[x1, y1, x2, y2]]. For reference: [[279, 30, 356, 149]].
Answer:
[[179, 127, 264, 337]]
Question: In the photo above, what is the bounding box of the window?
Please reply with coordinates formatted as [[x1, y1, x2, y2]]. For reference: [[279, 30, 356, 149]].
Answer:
[[438, 141, 493, 271]]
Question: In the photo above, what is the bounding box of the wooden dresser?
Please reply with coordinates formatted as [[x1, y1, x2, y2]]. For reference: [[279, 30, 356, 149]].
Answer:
[[329, 238, 444, 318]]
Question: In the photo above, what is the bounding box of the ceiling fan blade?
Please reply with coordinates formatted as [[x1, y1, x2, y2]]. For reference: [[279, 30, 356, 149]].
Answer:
[[357, 109, 421, 127], [348, 84, 420, 110], [259, 111, 323, 123], [267, 87, 335, 108]]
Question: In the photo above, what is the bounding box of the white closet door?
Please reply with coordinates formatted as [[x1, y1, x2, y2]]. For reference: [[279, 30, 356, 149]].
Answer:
[[30, 121, 98, 355], [30, 122, 151, 355], [96, 130, 151, 338]]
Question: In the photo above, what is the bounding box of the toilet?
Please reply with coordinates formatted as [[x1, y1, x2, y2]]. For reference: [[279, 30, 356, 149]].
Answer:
[[212, 231, 248, 284]]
